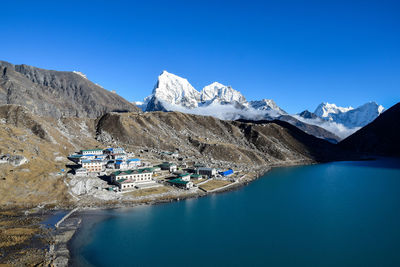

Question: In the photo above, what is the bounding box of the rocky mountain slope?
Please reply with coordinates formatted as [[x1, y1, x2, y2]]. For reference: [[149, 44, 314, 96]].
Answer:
[[339, 102, 400, 157], [298, 110, 319, 120], [0, 60, 140, 118], [96, 111, 348, 165]]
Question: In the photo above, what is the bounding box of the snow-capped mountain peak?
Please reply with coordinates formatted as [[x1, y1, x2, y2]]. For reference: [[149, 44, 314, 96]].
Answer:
[[200, 82, 247, 104], [146, 70, 200, 111], [314, 102, 354, 118], [132, 70, 386, 141], [313, 101, 384, 128], [250, 99, 286, 114]]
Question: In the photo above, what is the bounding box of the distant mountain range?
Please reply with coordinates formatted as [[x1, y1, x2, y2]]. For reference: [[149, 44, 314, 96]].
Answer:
[[0, 60, 388, 143], [135, 71, 385, 141]]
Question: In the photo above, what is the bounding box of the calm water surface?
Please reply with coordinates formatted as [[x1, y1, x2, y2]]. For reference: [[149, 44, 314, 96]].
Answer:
[[71, 159, 400, 267]]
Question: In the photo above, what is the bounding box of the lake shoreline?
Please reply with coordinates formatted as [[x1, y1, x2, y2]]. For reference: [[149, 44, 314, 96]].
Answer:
[[65, 158, 400, 266], [51, 156, 389, 266], [48, 159, 320, 266]]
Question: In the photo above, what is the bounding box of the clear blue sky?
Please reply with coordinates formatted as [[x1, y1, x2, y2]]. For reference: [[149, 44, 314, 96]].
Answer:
[[1, 0, 399, 113]]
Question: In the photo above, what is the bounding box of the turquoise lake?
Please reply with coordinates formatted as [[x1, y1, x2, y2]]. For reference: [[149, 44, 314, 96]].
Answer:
[[71, 159, 400, 267]]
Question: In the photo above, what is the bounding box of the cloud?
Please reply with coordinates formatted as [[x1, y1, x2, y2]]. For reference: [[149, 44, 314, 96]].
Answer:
[[293, 115, 360, 139], [161, 101, 280, 121], [152, 100, 359, 139]]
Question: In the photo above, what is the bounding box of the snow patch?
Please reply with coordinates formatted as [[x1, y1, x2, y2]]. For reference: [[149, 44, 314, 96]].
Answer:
[[72, 71, 88, 79]]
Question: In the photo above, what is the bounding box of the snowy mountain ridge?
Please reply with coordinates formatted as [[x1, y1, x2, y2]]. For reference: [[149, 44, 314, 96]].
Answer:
[[200, 82, 247, 105], [134, 70, 384, 140], [314, 102, 354, 118], [314, 102, 385, 128], [141, 70, 282, 114]]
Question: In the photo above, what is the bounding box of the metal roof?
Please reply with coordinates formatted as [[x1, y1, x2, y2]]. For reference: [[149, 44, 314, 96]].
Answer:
[[68, 155, 83, 159], [113, 169, 152, 176], [220, 169, 234, 176], [81, 159, 103, 163], [127, 158, 140, 162], [168, 178, 188, 185]]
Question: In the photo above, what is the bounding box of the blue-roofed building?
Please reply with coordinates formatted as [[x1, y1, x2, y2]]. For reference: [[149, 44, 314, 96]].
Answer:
[[115, 160, 128, 170], [220, 169, 234, 176], [80, 154, 97, 160], [95, 154, 108, 160]]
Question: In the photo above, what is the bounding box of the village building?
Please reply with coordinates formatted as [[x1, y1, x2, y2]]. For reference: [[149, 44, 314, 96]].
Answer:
[[160, 162, 177, 172], [220, 169, 234, 176], [140, 167, 161, 174], [127, 158, 141, 168], [113, 147, 125, 154], [177, 173, 191, 181], [81, 159, 104, 172], [190, 174, 203, 180], [196, 167, 217, 178], [168, 178, 193, 189], [80, 154, 97, 160], [111, 153, 127, 160], [115, 160, 128, 170], [111, 169, 154, 191], [94, 154, 108, 160], [80, 149, 103, 156], [104, 147, 125, 155], [68, 154, 83, 164]]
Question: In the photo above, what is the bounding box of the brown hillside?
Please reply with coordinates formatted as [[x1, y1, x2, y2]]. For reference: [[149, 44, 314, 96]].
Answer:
[[96, 111, 346, 166]]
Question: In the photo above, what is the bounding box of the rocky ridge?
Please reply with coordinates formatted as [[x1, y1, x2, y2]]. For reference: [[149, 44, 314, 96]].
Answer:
[[0, 60, 140, 119]]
